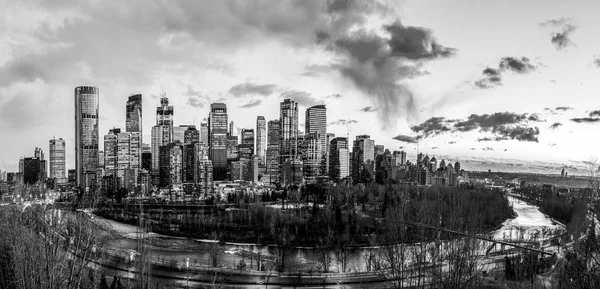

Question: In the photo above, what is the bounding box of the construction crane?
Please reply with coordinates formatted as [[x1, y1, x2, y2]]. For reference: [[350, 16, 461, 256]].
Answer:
[[157, 76, 166, 98]]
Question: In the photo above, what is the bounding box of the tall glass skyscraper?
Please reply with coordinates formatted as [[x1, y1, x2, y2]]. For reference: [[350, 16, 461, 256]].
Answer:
[[151, 97, 174, 184], [200, 118, 209, 144], [126, 94, 142, 132], [256, 116, 266, 165], [279, 99, 298, 164], [74, 86, 99, 188], [305, 105, 326, 175], [266, 119, 280, 184], [209, 103, 228, 181], [49, 137, 66, 183]]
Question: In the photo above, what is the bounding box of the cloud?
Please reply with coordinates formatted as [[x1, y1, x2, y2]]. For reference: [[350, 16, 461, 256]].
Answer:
[[588, 110, 600, 117], [392, 134, 419, 143], [410, 117, 453, 137], [571, 118, 600, 123], [431, 147, 439, 150], [448, 141, 456, 144], [280, 90, 320, 107], [239, 99, 262, 108], [470, 148, 476, 150], [229, 83, 278, 97], [548, 122, 562, 129], [316, 3, 455, 128], [593, 57, 600, 68], [478, 137, 493, 142], [411, 112, 541, 142], [185, 85, 209, 108], [329, 119, 357, 126], [555, 106, 572, 111], [301, 64, 334, 77], [482, 147, 494, 151], [325, 93, 343, 99], [474, 57, 535, 89], [540, 18, 577, 50], [359, 106, 378, 112]]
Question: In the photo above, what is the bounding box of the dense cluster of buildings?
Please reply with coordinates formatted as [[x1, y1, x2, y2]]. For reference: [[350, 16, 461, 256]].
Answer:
[[0, 86, 470, 198]]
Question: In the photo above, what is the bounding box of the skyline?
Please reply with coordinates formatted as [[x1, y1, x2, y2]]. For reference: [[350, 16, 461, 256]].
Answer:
[[1, 0, 600, 174]]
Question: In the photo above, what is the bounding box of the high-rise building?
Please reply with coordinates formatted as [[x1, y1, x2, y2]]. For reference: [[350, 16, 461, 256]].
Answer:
[[159, 142, 183, 188], [280, 99, 298, 166], [325, 133, 335, 175], [240, 128, 255, 159], [227, 135, 239, 161], [229, 121, 237, 138], [305, 105, 326, 174], [352, 135, 375, 184], [256, 116, 267, 165], [302, 132, 322, 180], [454, 161, 461, 174], [281, 158, 303, 186], [184, 125, 200, 145], [266, 119, 281, 184], [329, 137, 349, 182], [126, 94, 142, 133], [209, 103, 228, 181], [49, 138, 66, 183], [374, 145, 385, 157], [75, 86, 99, 188], [23, 157, 46, 185], [173, 125, 189, 144], [200, 118, 209, 144], [104, 128, 141, 189], [197, 158, 213, 195], [151, 97, 174, 185]]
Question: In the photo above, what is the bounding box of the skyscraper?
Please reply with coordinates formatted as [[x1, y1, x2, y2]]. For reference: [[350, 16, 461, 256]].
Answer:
[[229, 121, 237, 138], [184, 125, 200, 145], [209, 103, 228, 181], [151, 97, 174, 184], [302, 132, 322, 179], [325, 133, 335, 175], [352, 135, 375, 184], [240, 128, 255, 156], [329, 137, 349, 182], [256, 116, 267, 165], [104, 128, 141, 189], [266, 119, 281, 184], [305, 105, 327, 173], [49, 137, 66, 183], [200, 118, 209, 144], [75, 86, 99, 188], [173, 125, 189, 143], [280, 99, 298, 164], [126, 94, 142, 132]]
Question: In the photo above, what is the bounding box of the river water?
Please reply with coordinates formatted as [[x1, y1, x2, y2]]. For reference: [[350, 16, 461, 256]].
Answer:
[[101, 196, 565, 273]]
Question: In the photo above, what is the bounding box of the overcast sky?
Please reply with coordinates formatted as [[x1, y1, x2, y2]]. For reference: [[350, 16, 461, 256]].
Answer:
[[1, 0, 599, 174]]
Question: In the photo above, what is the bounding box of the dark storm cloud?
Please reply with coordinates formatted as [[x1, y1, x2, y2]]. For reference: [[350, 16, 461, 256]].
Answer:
[[239, 99, 262, 108], [571, 118, 600, 123], [359, 106, 378, 112], [229, 83, 278, 97], [329, 119, 358, 126], [474, 57, 535, 89], [318, 2, 455, 128], [411, 112, 541, 142], [410, 117, 453, 137], [588, 110, 600, 117], [555, 107, 572, 111], [280, 90, 320, 107], [548, 122, 562, 129], [540, 18, 577, 50], [392, 134, 419, 143]]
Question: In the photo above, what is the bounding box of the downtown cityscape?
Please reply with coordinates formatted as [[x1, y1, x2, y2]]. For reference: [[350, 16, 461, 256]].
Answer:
[[1, 1, 600, 288]]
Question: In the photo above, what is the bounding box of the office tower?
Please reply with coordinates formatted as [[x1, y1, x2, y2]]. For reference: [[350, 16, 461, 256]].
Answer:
[[126, 94, 142, 132], [159, 142, 183, 188], [325, 133, 335, 175], [329, 137, 349, 182], [35, 147, 44, 161], [352, 135, 375, 184], [19, 157, 24, 174], [256, 116, 267, 165], [281, 159, 303, 186], [184, 125, 200, 145], [173, 125, 189, 144], [266, 119, 281, 184], [439, 159, 446, 170], [302, 132, 322, 180], [374, 145, 384, 157], [238, 128, 254, 159], [375, 150, 393, 184], [209, 103, 228, 181], [430, 157, 437, 172], [197, 158, 213, 195], [75, 86, 99, 188], [104, 128, 141, 189], [23, 157, 44, 185], [454, 161, 461, 174], [280, 99, 298, 166], [305, 104, 327, 171], [200, 118, 209, 144], [229, 121, 237, 138], [142, 151, 152, 172], [227, 135, 239, 160], [417, 153, 423, 166], [182, 142, 209, 193], [151, 97, 174, 184], [49, 138, 66, 183]]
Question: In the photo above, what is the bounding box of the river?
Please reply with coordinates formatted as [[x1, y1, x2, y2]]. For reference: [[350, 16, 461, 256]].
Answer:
[[98, 196, 565, 273]]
